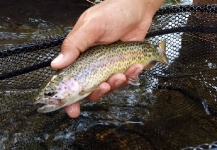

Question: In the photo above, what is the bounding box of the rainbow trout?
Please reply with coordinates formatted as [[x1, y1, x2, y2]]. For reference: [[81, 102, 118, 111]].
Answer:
[[35, 40, 168, 113]]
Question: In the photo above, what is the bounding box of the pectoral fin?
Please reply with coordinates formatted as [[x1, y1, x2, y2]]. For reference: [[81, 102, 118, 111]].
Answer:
[[79, 85, 99, 95]]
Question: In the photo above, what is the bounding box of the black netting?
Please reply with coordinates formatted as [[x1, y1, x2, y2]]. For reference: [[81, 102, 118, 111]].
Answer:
[[0, 4, 217, 150]]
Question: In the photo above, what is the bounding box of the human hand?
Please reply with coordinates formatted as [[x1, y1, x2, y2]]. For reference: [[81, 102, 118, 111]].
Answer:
[[51, 0, 163, 118]]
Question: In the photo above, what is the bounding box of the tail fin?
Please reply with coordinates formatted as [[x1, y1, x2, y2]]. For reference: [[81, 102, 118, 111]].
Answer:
[[158, 40, 169, 65]]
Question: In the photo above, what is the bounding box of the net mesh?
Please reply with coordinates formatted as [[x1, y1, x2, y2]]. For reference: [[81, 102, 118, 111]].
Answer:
[[0, 4, 217, 150]]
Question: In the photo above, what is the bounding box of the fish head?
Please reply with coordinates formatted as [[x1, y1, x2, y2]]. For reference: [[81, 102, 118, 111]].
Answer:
[[35, 78, 83, 113]]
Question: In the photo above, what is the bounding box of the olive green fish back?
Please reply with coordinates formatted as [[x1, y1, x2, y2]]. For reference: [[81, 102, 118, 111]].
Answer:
[[60, 42, 161, 87]]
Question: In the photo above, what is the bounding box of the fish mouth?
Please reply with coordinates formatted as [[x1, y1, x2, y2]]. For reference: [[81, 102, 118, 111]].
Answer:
[[35, 98, 63, 113]]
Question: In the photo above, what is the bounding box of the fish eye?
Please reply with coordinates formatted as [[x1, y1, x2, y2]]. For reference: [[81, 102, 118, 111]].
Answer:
[[45, 92, 53, 96]]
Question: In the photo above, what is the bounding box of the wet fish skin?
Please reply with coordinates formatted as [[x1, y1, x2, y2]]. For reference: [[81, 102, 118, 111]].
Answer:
[[35, 40, 168, 113]]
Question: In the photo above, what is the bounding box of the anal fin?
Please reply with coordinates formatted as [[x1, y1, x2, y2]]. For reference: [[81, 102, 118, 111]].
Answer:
[[128, 76, 140, 86]]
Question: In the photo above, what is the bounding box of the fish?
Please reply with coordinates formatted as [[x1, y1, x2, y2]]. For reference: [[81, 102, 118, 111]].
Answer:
[[35, 40, 169, 113]]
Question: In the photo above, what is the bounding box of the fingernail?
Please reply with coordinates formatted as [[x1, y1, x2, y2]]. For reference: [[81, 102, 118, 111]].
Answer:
[[128, 37, 136, 41], [52, 53, 64, 65], [68, 105, 79, 114], [114, 80, 124, 88]]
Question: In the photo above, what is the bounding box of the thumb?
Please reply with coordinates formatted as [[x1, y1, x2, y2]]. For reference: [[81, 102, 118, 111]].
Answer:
[[51, 22, 99, 69]]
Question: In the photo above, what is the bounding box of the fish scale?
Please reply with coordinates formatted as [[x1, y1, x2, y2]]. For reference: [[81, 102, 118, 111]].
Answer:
[[35, 40, 168, 113]]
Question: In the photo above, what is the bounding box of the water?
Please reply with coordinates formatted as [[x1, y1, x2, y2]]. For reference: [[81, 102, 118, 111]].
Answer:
[[0, 0, 193, 49], [0, 0, 89, 49]]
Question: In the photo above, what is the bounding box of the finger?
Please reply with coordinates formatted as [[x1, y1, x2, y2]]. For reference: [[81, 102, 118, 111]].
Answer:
[[124, 64, 144, 81], [87, 65, 143, 101], [87, 82, 111, 101], [51, 14, 103, 69], [106, 73, 127, 91], [64, 102, 81, 118], [51, 30, 94, 69], [106, 65, 143, 93]]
